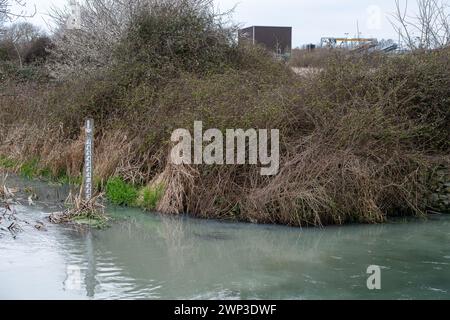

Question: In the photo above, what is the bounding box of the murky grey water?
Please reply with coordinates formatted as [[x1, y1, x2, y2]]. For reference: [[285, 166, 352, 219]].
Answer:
[[0, 177, 449, 300]]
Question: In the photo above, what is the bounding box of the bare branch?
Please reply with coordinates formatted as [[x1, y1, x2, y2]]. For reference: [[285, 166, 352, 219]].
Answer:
[[389, 0, 450, 50], [1, 0, 36, 23], [46, 0, 235, 80]]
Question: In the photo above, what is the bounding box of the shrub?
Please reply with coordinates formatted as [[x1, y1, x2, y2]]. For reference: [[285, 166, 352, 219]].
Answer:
[[0, 40, 16, 62], [116, 1, 238, 77], [0, 61, 48, 83], [106, 177, 138, 206], [0, 2, 449, 226], [24, 36, 52, 65]]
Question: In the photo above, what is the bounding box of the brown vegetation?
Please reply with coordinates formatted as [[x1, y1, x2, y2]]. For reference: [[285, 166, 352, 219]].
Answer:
[[289, 47, 340, 68], [0, 0, 449, 226]]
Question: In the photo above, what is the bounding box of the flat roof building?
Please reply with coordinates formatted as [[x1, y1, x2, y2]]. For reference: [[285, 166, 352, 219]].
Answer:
[[238, 26, 292, 56]]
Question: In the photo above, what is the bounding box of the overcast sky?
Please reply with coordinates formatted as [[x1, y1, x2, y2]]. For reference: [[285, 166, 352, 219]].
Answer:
[[14, 0, 420, 46]]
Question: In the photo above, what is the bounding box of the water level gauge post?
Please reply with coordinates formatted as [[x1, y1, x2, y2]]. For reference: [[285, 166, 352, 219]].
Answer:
[[84, 119, 94, 201]]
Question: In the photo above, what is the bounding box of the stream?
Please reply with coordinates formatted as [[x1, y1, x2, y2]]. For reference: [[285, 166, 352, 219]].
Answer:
[[1, 176, 449, 300]]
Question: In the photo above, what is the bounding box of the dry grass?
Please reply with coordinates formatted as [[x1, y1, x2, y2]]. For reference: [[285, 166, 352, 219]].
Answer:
[[94, 130, 134, 182], [289, 48, 341, 68], [1, 4, 449, 227], [49, 189, 108, 228], [156, 163, 198, 215], [246, 140, 428, 226]]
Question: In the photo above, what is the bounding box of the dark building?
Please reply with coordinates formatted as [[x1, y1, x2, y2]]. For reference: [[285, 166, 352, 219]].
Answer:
[[306, 44, 316, 51], [239, 26, 292, 56]]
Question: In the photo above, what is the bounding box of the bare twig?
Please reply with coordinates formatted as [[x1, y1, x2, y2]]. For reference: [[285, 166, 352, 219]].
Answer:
[[390, 0, 450, 50]]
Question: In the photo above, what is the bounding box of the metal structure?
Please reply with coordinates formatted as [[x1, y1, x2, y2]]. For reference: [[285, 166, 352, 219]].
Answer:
[[320, 37, 378, 49], [320, 37, 400, 54], [239, 26, 292, 57], [380, 44, 398, 53]]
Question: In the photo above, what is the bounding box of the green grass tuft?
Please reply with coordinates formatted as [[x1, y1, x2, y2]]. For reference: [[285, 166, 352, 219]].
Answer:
[[138, 184, 165, 210], [0, 155, 17, 169], [106, 177, 138, 206], [19, 158, 39, 179]]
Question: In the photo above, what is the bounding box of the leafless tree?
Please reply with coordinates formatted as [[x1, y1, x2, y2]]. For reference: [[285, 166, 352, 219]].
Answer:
[[391, 0, 450, 50], [48, 0, 142, 78], [1, 0, 35, 25], [47, 0, 231, 79], [2, 21, 42, 67]]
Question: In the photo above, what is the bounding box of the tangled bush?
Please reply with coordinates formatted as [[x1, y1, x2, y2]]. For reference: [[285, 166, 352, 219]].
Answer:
[[48, 0, 234, 79], [1, 0, 449, 226], [116, 1, 237, 74]]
